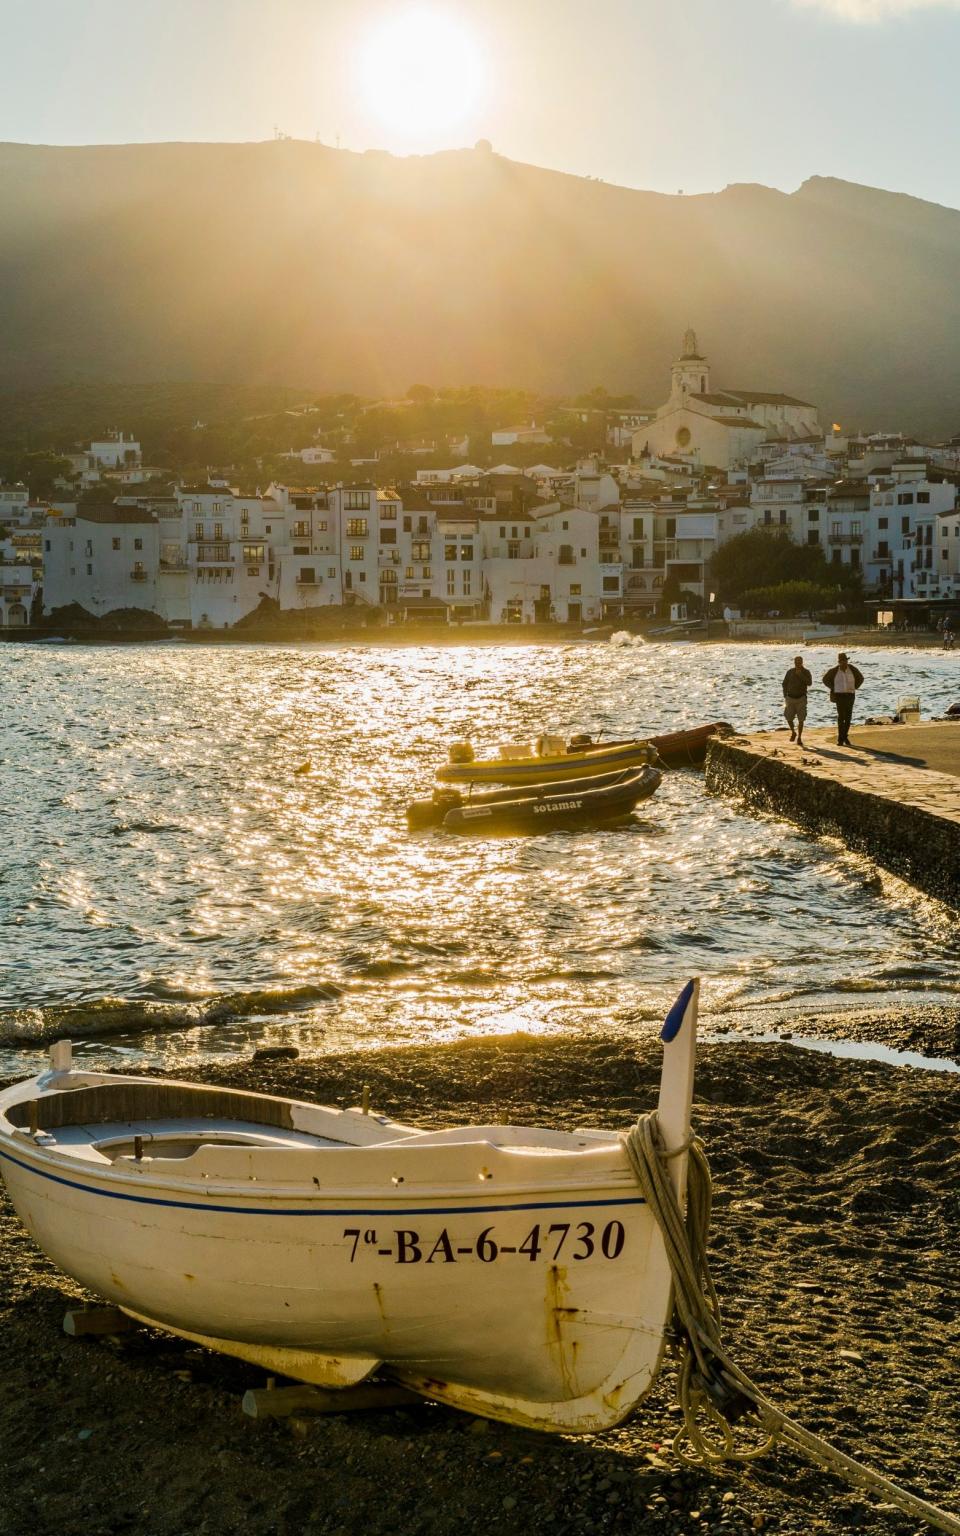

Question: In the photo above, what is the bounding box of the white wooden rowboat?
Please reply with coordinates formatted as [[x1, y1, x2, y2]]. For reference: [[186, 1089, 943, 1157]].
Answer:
[[0, 982, 699, 1434]]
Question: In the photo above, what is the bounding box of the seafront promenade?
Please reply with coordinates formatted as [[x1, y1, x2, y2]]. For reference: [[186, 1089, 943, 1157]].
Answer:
[[706, 722, 960, 907]]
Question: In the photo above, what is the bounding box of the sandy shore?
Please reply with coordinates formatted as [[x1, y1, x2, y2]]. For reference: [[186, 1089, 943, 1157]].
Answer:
[[1, 1035, 958, 1536]]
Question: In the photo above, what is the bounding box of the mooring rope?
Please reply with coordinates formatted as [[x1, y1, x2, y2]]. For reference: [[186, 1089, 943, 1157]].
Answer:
[[621, 1113, 960, 1535]]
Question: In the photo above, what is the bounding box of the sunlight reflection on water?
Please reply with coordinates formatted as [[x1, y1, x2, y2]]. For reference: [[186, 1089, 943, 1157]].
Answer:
[[2, 639, 959, 1072]]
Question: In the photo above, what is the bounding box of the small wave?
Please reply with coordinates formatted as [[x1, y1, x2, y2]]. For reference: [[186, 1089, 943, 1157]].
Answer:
[[0, 982, 341, 1046]]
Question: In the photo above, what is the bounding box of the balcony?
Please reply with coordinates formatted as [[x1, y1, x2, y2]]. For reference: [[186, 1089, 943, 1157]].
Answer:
[[828, 533, 862, 545], [129, 569, 149, 582], [195, 544, 233, 564], [598, 531, 620, 549], [872, 548, 891, 561]]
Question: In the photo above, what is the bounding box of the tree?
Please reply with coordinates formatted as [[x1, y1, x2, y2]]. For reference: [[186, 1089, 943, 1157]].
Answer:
[[709, 528, 861, 604]]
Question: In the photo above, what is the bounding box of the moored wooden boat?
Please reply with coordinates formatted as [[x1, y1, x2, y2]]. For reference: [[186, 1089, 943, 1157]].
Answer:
[[0, 984, 700, 1434], [407, 765, 654, 830], [650, 721, 734, 767], [442, 765, 661, 835], [436, 734, 659, 786]]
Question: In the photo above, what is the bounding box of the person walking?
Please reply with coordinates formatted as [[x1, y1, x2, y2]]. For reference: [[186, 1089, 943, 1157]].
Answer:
[[782, 654, 812, 745], [823, 652, 863, 746]]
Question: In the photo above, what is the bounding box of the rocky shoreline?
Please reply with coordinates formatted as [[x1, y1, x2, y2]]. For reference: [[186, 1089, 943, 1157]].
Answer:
[[1, 1035, 958, 1536]]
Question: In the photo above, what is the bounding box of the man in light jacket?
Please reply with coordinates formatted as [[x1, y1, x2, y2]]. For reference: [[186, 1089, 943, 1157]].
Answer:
[[822, 653, 863, 746]]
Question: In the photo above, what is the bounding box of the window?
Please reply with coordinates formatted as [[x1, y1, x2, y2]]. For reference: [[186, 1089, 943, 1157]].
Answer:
[[831, 522, 842, 537], [214, 523, 223, 539], [851, 548, 860, 568], [380, 528, 397, 545], [328, 568, 336, 579], [808, 508, 819, 522], [917, 491, 930, 504], [569, 583, 581, 596], [508, 541, 520, 559], [195, 523, 203, 540], [244, 544, 265, 562], [316, 520, 328, 532], [561, 520, 569, 531], [84, 540, 93, 557], [358, 571, 366, 582], [344, 491, 370, 511], [379, 504, 397, 521], [499, 526, 506, 538], [462, 571, 471, 596], [346, 518, 368, 537], [444, 543, 457, 561], [297, 567, 316, 585], [447, 569, 456, 595], [112, 537, 121, 551], [292, 521, 309, 537], [524, 526, 531, 539], [877, 541, 889, 557], [403, 516, 412, 532], [632, 518, 644, 538], [293, 546, 309, 555], [421, 566, 431, 580], [878, 516, 888, 530], [807, 531, 819, 546], [558, 544, 574, 565], [265, 525, 272, 534], [511, 527, 518, 539], [902, 516, 911, 534], [412, 542, 430, 561], [602, 575, 620, 592], [831, 548, 842, 564], [86, 563, 92, 575], [897, 493, 914, 505], [247, 566, 260, 577], [134, 537, 142, 551], [850, 522, 861, 536], [44, 539, 50, 552], [417, 517, 429, 534], [460, 544, 473, 561], [350, 546, 364, 561]]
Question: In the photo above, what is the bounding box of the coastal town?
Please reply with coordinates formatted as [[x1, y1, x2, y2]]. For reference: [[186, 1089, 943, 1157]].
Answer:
[[3, 331, 960, 635]]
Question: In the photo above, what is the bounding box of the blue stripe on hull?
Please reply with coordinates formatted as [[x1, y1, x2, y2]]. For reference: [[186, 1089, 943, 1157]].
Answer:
[[0, 1145, 643, 1219]]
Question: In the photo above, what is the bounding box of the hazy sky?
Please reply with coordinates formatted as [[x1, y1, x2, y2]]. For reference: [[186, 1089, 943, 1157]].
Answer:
[[4, 0, 960, 207]]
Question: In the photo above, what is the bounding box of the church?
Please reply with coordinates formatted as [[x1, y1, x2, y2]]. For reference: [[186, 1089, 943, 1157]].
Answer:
[[634, 330, 821, 471]]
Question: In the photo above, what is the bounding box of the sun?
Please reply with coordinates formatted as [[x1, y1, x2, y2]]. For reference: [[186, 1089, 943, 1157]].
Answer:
[[357, 7, 487, 147]]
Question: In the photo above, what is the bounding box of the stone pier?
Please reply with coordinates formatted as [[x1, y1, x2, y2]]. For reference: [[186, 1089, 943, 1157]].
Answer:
[[705, 722, 960, 908]]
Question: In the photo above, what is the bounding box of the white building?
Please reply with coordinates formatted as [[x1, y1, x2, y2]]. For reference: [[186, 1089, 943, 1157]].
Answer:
[[43, 504, 159, 617], [636, 330, 820, 471], [864, 469, 955, 595]]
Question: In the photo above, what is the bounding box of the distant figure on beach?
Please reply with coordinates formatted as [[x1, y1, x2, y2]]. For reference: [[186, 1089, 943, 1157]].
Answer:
[[782, 655, 812, 746], [823, 653, 863, 746]]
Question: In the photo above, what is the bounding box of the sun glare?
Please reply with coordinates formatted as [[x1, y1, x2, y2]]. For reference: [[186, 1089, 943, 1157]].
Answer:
[[357, 7, 487, 147]]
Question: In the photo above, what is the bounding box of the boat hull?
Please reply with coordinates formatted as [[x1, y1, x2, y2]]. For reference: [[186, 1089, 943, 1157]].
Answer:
[[442, 767, 661, 835], [0, 1136, 669, 1432], [437, 740, 656, 786], [407, 767, 645, 830], [649, 722, 733, 768]]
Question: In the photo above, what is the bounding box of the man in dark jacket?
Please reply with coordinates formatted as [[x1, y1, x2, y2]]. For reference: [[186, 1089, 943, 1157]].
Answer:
[[822, 653, 864, 745], [782, 655, 813, 745]]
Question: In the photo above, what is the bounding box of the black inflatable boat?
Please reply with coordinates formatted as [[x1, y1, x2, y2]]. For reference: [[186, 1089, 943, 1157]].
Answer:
[[440, 764, 662, 835], [407, 766, 652, 830]]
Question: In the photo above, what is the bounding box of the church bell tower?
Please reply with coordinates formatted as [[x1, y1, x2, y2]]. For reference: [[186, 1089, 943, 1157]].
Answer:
[[670, 328, 710, 403]]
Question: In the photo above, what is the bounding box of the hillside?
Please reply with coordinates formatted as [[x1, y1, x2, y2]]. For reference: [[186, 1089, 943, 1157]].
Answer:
[[1, 140, 959, 435]]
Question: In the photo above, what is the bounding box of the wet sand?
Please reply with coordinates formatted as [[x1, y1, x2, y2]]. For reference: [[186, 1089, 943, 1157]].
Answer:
[[1, 1033, 958, 1536]]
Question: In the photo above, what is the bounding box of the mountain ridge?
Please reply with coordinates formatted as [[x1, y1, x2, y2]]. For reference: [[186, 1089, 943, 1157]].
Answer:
[[1, 141, 958, 435]]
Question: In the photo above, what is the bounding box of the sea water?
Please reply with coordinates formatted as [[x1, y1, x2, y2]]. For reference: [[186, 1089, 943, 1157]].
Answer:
[[1, 640, 958, 1074]]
